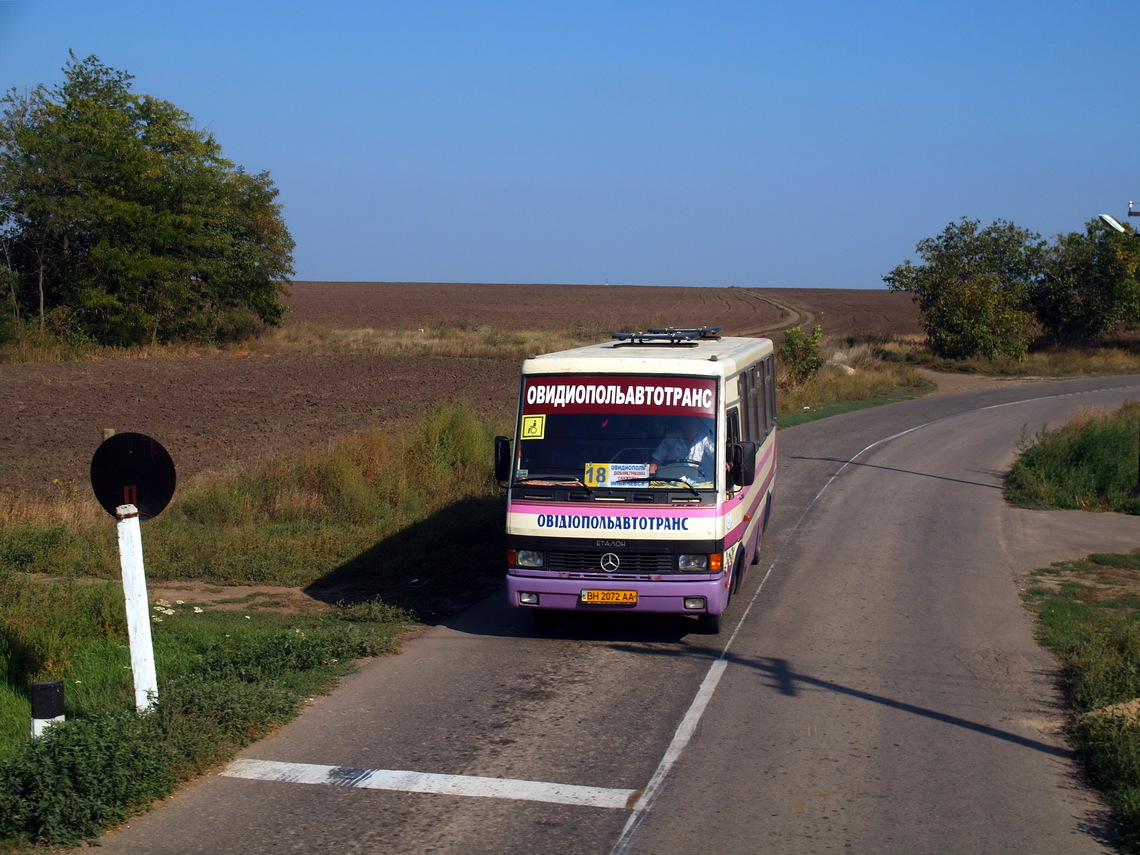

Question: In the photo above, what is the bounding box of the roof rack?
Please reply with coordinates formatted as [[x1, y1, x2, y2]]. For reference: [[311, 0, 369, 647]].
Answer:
[[611, 326, 722, 346]]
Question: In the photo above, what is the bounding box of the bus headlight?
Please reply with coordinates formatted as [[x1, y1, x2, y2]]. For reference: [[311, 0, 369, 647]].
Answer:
[[678, 554, 722, 573], [515, 549, 544, 568]]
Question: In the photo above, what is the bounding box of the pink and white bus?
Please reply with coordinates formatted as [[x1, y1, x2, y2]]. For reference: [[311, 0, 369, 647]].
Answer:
[[494, 327, 777, 633]]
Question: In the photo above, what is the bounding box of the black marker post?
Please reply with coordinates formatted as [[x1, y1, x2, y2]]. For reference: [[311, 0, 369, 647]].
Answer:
[[30, 679, 64, 737]]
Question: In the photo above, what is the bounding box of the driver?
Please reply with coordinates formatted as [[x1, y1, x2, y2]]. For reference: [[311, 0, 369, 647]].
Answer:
[[649, 417, 715, 481]]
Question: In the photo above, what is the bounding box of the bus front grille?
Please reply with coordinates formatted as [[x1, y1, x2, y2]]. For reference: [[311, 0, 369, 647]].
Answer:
[[545, 552, 676, 574]]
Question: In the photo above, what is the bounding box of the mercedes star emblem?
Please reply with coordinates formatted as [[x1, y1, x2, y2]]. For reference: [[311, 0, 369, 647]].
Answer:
[[600, 552, 620, 572]]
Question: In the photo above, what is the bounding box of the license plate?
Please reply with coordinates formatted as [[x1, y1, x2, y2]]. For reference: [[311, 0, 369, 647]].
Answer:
[[580, 589, 638, 605]]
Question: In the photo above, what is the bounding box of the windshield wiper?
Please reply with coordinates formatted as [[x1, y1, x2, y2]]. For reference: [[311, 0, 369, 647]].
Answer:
[[515, 476, 593, 495], [647, 476, 701, 497]]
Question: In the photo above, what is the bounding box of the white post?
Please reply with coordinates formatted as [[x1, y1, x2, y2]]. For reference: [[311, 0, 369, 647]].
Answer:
[[116, 504, 158, 710]]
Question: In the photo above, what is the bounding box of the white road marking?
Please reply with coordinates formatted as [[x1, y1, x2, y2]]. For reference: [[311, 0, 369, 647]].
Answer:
[[610, 546, 780, 854], [221, 758, 638, 809]]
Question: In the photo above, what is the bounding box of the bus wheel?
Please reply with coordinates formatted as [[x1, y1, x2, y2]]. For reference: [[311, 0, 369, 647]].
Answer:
[[532, 609, 559, 629], [751, 496, 771, 565], [697, 612, 721, 635]]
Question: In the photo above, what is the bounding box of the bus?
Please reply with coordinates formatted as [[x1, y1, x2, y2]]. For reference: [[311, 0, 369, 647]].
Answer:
[[494, 326, 777, 633]]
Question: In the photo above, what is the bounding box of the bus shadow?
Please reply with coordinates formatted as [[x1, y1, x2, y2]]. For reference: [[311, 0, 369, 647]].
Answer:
[[788, 455, 1003, 490], [519, 609, 710, 643], [437, 597, 710, 644], [608, 643, 1073, 759], [302, 495, 506, 622]]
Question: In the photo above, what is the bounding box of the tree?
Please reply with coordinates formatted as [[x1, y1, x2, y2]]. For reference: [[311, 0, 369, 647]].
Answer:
[[0, 54, 294, 345], [0, 83, 75, 333], [883, 218, 1044, 360], [1032, 218, 1140, 345]]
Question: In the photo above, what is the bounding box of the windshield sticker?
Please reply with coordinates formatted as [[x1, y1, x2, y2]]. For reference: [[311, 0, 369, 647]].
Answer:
[[584, 462, 649, 488], [521, 414, 546, 440]]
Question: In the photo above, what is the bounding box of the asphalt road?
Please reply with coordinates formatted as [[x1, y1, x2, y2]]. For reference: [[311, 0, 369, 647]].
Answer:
[[89, 376, 1140, 855]]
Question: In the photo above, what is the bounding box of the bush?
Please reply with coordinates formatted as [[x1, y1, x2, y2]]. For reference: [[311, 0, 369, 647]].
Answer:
[[0, 710, 175, 846], [778, 325, 825, 385]]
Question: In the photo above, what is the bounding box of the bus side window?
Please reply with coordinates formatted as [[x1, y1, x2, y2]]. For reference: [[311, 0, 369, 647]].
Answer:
[[738, 373, 755, 441], [746, 366, 761, 441], [761, 356, 776, 435], [727, 409, 741, 444]]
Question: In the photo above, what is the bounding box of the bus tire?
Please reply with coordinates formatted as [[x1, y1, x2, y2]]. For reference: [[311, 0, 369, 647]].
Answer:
[[697, 612, 721, 634], [752, 494, 772, 565], [532, 609, 558, 629]]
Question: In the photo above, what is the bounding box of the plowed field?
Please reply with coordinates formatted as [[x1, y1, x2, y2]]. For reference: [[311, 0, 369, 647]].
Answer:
[[1, 283, 920, 500]]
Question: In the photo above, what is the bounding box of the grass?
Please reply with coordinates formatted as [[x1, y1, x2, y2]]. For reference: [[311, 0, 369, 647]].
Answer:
[[1023, 553, 1140, 853], [0, 400, 508, 588], [882, 334, 1140, 377], [0, 321, 605, 365], [776, 336, 935, 426], [0, 574, 411, 846], [0, 593, 409, 847], [0, 325, 239, 365], [1012, 401, 1140, 850], [261, 322, 600, 361], [1005, 401, 1140, 515]]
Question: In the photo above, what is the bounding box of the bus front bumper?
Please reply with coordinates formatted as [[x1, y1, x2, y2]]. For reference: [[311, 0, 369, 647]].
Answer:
[[506, 572, 730, 615]]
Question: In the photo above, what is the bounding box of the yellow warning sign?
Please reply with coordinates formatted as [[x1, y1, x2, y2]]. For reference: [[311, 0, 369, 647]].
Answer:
[[521, 415, 546, 440]]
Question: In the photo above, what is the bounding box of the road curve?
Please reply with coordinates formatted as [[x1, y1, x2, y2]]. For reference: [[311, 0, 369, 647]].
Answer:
[[627, 374, 1139, 855], [87, 376, 1140, 855]]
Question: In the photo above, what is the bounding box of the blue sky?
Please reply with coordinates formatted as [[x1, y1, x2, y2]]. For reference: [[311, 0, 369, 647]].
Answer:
[[1, 1, 1136, 288]]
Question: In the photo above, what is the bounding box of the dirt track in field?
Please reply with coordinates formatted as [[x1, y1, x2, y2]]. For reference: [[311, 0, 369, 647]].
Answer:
[[0, 283, 921, 500]]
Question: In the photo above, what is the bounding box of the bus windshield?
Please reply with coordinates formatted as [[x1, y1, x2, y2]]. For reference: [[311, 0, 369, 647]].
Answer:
[[516, 374, 719, 489]]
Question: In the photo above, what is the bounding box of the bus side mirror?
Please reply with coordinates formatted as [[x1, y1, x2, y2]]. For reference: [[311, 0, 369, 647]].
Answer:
[[730, 441, 758, 488], [494, 435, 512, 484]]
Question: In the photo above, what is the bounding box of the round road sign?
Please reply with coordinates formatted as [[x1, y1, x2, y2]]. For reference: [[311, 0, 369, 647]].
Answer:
[[90, 432, 177, 520]]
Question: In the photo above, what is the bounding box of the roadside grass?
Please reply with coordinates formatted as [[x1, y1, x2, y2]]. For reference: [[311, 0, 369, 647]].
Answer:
[[882, 335, 1140, 377], [1023, 553, 1140, 853], [0, 400, 507, 586], [0, 588, 408, 847], [776, 335, 935, 427], [1012, 401, 1140, 850], [777, 364, 933, 426], [1005, 401, 1140, 515]]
